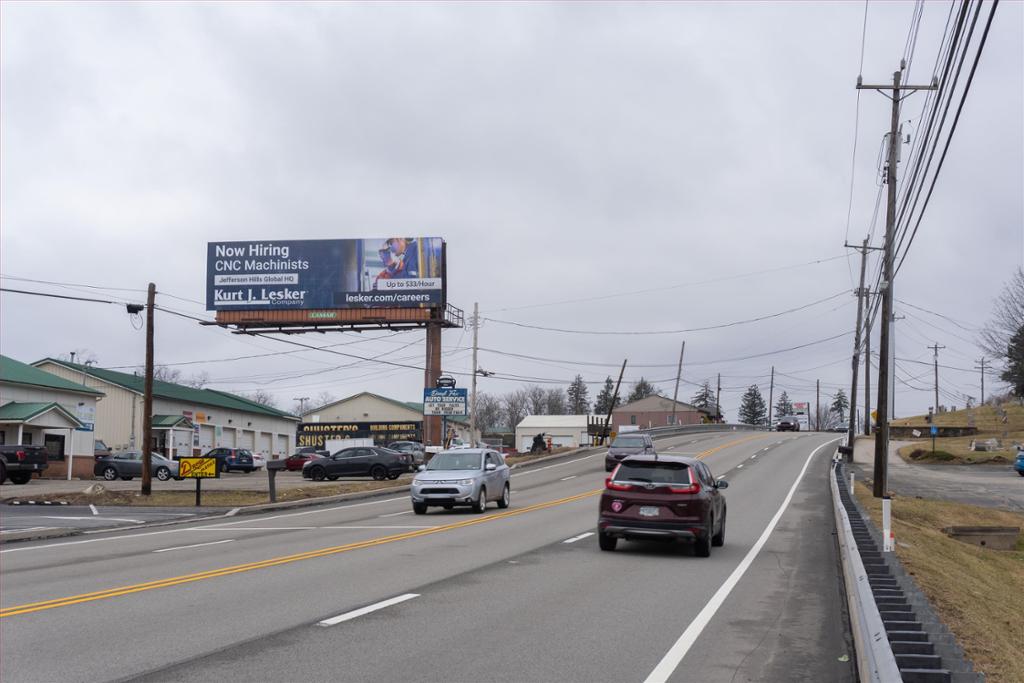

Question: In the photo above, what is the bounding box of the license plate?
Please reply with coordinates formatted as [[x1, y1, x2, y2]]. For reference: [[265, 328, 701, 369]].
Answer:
[[639, 506, 660, 517]]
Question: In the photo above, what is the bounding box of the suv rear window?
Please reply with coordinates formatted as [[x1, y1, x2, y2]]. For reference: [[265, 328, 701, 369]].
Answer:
[[613, 462, 691, 485], [611, 435, 645, 448]]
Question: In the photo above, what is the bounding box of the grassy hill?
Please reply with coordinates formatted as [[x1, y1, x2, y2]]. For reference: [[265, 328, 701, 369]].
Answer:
[[891, 402, 1024, 464]]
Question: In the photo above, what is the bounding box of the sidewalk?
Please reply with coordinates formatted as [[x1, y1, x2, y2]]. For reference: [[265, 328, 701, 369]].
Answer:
[[850, 437, 1024, 511]]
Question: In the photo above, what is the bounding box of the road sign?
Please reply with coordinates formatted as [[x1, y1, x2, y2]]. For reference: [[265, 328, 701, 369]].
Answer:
[[930, 425, 938, 436], [424, 388, 468, 416], [179, 457, 218, 479]]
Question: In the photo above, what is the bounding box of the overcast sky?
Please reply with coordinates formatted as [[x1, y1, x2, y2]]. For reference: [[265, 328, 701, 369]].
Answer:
[[2, 1, 1022, 422]]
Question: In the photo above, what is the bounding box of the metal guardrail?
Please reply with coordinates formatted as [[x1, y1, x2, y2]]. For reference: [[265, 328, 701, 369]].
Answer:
[[830, 452, 903, 683]]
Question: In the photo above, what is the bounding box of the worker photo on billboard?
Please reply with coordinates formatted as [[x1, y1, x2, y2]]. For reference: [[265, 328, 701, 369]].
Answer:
[[359, 237, 442, 291]]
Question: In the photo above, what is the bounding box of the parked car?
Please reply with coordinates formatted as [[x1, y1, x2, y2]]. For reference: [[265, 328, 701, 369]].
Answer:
[[285, 451, 327, 471], [203, 447, 257, 473], [302, 447, 411, 482], [1015, 446, 1024, 477], [410, 449, 510, 514], [0, 445, 49, 485], [94, 439, 112, 459], [251, 453, 267, 471], [776, 416, 801, 432], [597, 454, 728, 557], [387, 441, 425, 466], [94, 451, 181, 481], [605, 433, 656, 472]]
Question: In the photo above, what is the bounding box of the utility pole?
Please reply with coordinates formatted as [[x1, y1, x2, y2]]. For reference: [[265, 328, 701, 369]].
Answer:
[[864, 310, 872, 436], [975, 358, 987, 406], [293, 397, 310, 415], [858, 65, 938, 498], [767, 366, 775, 430], [716, 373, 722, 423], [670, 341, 686, 426], [470, 302, 480, 442], [816, 379, 821, 431], [930, 343, 946, 414], [845, 238, 881, 449], [141, 283, 155, 496], [600, 360, 627, 445]]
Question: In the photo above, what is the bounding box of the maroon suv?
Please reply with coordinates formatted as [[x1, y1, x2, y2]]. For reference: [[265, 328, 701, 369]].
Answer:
[[597, 454, 728, 557]]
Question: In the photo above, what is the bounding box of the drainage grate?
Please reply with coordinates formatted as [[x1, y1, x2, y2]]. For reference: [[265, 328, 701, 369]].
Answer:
[[834, 464, 984, 683]]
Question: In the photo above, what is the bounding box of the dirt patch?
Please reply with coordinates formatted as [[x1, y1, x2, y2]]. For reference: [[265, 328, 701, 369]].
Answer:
[[897, 441, 1017, 465], [854, 484, 1024, 682], [4, 480, 406, 508]]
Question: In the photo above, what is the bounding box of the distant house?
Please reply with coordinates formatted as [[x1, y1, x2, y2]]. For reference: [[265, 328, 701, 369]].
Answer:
[[1, 355, 105, 478], [301, 391, 477, 448], [514, 414, 594, 453], [612, 395, 709, 430], [33, 359, 299, 460]]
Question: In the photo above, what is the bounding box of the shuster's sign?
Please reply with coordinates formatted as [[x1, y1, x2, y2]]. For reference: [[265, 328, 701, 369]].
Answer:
[[206, 238, 445, 311]]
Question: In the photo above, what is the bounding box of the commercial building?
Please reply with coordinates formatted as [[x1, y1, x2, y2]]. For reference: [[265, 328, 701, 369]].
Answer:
[[33, 359, 299, 459], [612, 395, 710, 430], [300, 392, 476, 448], [514, 415, 594, 452], [1, 355, 105, 478]]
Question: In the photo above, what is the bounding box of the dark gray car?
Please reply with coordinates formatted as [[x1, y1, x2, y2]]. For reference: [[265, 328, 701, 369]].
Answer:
[[94, 451, 180, 481], [410, 449, 510, 514], [605, 433, 655, 471]]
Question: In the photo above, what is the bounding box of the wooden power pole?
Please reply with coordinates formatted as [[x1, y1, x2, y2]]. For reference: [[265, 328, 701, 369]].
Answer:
[[670, 341, 685, 425], [142, 283, 155, 496]]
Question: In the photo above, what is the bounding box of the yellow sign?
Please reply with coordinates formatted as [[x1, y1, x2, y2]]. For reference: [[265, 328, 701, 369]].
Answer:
[[178, 457, 218, 479]]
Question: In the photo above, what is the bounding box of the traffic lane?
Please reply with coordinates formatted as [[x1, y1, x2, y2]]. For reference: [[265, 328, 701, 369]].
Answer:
[[665, 441, 853, 682], [0, 505, 205, 531], [131, 436, 840, 683], [0, 490, 607, 683]]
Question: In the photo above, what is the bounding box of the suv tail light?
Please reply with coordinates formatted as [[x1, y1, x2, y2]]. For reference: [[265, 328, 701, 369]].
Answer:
[[605, 478, 633, 492], [669, 472, 700, 494], [16, 450, 26, 461]]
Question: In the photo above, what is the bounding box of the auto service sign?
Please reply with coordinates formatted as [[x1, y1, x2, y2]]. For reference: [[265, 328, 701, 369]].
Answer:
[[206, 238, 445, 311], [423, 388, 468, 416]]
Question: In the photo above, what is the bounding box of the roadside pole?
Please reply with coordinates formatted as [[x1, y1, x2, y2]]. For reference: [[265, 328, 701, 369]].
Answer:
[[845, 238, 873, 452], [600, 360, 627, 445], [858, 66, 938, 498], [975, 358, 986, 405], [470, 302, 479, 443], [670, 341, 685, 426], [767, 366, 775, 430], [142, 283, 155, 496], [930, 343, 945, 415], [816, 379, 820, 431], [716, 373, 721, 422]]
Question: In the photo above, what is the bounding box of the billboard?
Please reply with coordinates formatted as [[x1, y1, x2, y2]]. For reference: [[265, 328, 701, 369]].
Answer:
[[296, 421, 421, 448], [206, 238, 444, 311], [423, 388, 468, 416]]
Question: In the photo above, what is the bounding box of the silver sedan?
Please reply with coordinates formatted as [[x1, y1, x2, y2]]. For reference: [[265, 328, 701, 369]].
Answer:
[[411, 449, 510, 514]]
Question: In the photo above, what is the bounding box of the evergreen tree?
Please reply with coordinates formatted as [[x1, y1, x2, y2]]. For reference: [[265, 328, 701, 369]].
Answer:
[[1000, 325, 1024, 397], [544, 388, 568, 415], [830, 389, 850, 422], [691, 381, 715, 410], [739, 385, 767, 425], [627, 377, 658, 403], [567, 375, 591, 414], [593, 376, 619, 415], [774, 390, 793, 418]]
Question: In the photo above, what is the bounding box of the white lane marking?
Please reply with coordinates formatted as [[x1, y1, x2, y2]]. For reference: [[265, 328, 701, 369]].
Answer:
[[736, 464, 744, 469], [716, 476, 725, 480], [379, 510, 413, 518], [225, 508, 241, 517], [1, 528, 190, 553], [563, 532, 595, 544], [751, 454, 757, 459], [89, 504, 98, 516], [642, 438, 841, 683], [512, 453, 600, 476], [183, 525, 437, 531], [40, 516, 144, 523], [318, 593, 420, 627], [560, 475, 578, 481], [210, 496, 409, 527], [153, 539, 235, 554]]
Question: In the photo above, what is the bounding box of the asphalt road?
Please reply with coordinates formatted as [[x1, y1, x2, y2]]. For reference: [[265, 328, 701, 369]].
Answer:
[[0, 431, 852, 683], [0, 506, 213, 532]]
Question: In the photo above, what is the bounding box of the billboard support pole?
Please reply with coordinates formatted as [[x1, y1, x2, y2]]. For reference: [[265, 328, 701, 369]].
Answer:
[[424, 323, 442, 446]]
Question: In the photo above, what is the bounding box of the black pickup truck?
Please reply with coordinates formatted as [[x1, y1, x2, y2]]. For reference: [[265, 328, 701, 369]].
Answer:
[[0, 445, 49, 484]]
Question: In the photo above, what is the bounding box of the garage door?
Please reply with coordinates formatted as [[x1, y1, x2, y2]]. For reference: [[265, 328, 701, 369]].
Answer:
[[221, 427, 236, 448], [277, 434, 290, 457], [199, 425, 215, 453], [259, 432, 273, 458], [239, 430, 255, 450]]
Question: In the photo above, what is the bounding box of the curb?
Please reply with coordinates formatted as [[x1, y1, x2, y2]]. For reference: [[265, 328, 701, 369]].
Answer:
[[0, 528, 81, 544]]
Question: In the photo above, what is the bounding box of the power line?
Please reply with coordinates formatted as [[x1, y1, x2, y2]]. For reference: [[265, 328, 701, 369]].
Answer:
[[484, 291, 848, 335], [0, 287, 121, 305]]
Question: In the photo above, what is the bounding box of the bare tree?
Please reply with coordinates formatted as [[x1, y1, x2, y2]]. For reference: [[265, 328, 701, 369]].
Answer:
[[183, 371, 210, 389], [526, 385, 547, 415], [475, 393, 506, 434], [503, 389, 530, 431], [312, 391, 337, 410], [980, 267, 1024, 361], [152, 366, 183, 384], [544, 387, 567, 415], [242, 389, 279, 409]]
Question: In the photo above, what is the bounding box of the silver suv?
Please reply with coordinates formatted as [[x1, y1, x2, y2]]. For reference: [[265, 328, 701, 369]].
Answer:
[[411, 449, 510, 514]]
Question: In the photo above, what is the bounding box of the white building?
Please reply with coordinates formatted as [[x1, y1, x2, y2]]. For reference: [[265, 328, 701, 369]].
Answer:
[[515, 415, 594, 452], [1, 355, 105, 479], [33, 358, 299, 460]]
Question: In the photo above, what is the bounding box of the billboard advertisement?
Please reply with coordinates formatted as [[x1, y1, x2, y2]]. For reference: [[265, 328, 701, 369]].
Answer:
[[206, 238, 444, 311], [296, 421, 421, 448]]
